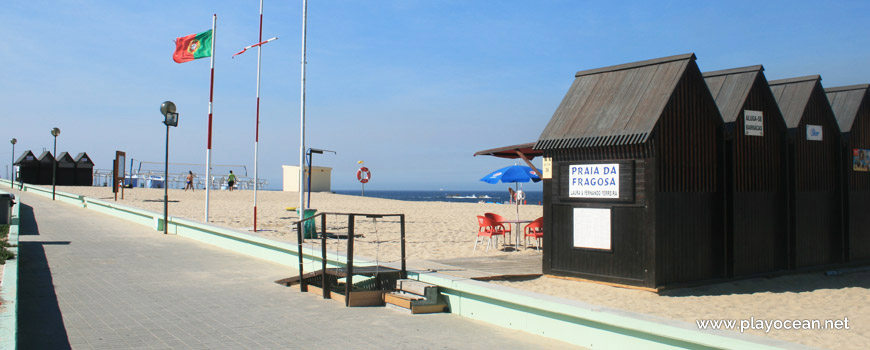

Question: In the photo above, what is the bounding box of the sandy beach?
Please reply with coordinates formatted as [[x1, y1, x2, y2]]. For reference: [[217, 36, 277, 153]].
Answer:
[[56, 186, 869, 348]]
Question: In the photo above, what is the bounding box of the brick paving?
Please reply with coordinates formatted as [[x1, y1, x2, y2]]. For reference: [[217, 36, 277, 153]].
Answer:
[[15, 191, 578, 349]]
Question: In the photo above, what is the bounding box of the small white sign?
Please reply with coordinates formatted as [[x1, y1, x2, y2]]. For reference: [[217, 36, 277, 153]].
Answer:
[[807, 125, 823, 141], [542, 157, 552, 179], [744, 110, 763, 136], [569, 164, 619, 198], [573, 208, 611, 250]]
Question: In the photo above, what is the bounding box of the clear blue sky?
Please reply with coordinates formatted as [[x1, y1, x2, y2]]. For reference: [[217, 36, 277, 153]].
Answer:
[[2, 1, 869, 191]]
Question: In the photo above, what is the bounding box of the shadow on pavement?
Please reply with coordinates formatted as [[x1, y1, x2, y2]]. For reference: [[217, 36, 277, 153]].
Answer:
[[16, 201, 72, 349], [16, 203, 38, 236]]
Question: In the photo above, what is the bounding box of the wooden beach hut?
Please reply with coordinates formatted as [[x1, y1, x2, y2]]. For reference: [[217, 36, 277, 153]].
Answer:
[[769, 75, 843, 268], [826, 84, 870, 262], [535, 53, 725, 289], [703, 65, 789, 277], [37, 151, 56, 185], [56, 152, 76, 186], [74, 152, 95, 186], [13, 150, 39, 184]]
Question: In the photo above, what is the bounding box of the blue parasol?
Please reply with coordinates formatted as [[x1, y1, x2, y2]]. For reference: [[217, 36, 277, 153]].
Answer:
[[480, 165, 541, 184]]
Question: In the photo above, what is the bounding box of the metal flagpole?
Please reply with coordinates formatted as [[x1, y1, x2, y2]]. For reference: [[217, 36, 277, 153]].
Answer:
[[205, 14, 216, 222], [298, 0, 307, 225], [253, 0, 263, 232]]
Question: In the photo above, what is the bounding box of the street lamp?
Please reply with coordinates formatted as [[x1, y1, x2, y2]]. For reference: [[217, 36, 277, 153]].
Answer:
[[305, 148, 335, 207], [9, 138, 16, 189], [160, 101, 179, 235], [50, 127, 60, 200]]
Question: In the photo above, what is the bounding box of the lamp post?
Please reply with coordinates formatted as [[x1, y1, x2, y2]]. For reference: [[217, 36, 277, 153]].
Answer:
[[50, 128, 60, 200], [9, 138, 16, 189], [160, 101, 179, 235]]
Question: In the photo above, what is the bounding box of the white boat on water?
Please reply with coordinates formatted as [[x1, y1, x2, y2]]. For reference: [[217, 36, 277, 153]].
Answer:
[[446, 194, 492, 199]]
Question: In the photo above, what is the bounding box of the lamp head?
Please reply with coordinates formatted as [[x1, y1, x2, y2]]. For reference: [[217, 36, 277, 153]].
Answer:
[[10, 138, 16, 145], [51, 127, 60, 137], [161, 101, 179, 127], [160, 101, 177, 117]]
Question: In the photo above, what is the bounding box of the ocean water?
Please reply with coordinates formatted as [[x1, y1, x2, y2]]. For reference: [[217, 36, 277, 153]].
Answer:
[[332, 190, 544, 205]]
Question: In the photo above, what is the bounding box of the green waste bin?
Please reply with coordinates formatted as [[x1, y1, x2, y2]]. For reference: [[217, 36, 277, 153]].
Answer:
[[297, 208, 318, 238]]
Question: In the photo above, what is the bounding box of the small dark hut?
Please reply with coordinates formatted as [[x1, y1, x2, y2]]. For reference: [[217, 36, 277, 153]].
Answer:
[[13, 150, 39, 184], [703, 66, 789, 277], [769, 75, 843, 268], [56, 152, 77, 186], [37, 151, 56, 185], [74, 152, 95, 186], [826, 84, 870, 262], [535, 53, 724, 288]]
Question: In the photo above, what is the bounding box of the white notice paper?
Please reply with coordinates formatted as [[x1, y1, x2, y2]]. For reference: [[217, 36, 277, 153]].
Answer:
[[573, 208, 611, 250]]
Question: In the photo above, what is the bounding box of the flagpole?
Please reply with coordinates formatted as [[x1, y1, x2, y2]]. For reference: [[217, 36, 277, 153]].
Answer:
[[298, 0, 308, 225], [205, 13, 216, 222], [253, 0, 264, 232]]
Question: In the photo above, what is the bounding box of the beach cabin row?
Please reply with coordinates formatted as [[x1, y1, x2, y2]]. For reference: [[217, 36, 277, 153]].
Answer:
[[536, 53, 870, 289], [14, 150, 94, 186]]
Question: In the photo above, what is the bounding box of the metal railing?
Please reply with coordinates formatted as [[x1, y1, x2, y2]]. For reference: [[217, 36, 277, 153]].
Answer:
[[294, 212, 406, 306]]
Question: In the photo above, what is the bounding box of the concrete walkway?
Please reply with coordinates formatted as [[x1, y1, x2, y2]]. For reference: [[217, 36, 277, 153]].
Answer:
[[15, 191, 577, 349]]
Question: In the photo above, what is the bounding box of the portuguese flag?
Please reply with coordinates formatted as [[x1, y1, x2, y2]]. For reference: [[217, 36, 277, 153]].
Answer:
[[173, 29, 213, 63]]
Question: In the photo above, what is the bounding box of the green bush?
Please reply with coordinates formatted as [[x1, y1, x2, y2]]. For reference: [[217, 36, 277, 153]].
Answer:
[[0, 224, 11, 264]]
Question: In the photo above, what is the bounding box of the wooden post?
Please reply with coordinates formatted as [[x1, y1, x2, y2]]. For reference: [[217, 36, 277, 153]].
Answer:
[[296, 220, 306, 292], [321, 214, 329, 299], [400, 214, 406, 278], [345, 214, 354, 307]]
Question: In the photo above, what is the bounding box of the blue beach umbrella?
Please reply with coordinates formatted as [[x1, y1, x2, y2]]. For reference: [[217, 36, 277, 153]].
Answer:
[[480, 165, 541, 184], [480, 165, 541, 249]]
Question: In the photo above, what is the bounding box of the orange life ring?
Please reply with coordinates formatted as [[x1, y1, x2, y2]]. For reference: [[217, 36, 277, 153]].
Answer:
[[357, 167, 371, 183]]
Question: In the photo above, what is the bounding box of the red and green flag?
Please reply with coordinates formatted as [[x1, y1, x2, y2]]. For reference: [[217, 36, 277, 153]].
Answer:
[[173, 29, 213, 63]]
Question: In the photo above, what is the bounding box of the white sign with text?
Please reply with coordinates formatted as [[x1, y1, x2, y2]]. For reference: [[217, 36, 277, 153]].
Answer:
[[569, 164, 619, 198], [744, 110, 763, 136]]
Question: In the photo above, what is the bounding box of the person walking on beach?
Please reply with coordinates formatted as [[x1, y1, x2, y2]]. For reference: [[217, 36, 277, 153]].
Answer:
[[227, 170, 236, 191], [184, 171, 194, 191]]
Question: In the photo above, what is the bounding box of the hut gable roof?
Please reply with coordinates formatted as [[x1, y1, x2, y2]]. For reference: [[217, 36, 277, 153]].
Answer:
[[703, 65, 763, 123], [536, 53, 695, 149], [37, 151, 54, 162], [826, 84, 870, 132], [74, 152, 95, 166], [14, 150, 36, 165], [57, 152, 75, 163], [768, 75, 821, 128]]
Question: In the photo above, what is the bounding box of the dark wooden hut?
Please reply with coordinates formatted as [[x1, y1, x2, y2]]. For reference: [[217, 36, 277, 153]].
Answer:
[[535, 53, 724, 288], [13, 150, 39, 184], [74, 152, 95, 186], [56, 152, 76, 186], [826, 84, 870, 262], [769, 75, 843, 268], [703, 66, 789, 277], [37, 151, 56, 185]]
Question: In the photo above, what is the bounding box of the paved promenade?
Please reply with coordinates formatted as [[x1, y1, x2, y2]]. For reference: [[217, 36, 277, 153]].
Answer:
[[15, 191, 577, 349]]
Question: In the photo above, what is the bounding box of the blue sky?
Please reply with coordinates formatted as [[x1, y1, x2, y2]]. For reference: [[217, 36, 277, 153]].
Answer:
[[2, 1, 869, 191]]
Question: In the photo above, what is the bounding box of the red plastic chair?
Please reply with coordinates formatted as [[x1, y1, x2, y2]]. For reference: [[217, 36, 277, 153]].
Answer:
[[475, 215, 506, 252], [484, 213, 511, 245], [524, 217, 544, 250]]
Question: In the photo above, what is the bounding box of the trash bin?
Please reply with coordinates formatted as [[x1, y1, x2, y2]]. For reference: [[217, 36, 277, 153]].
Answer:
[[297, 208, 318, 238], [0, 193, 15, 225]]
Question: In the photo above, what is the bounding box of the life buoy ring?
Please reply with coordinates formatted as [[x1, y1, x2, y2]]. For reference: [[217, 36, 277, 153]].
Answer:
[[357, 167, 371, 183]]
